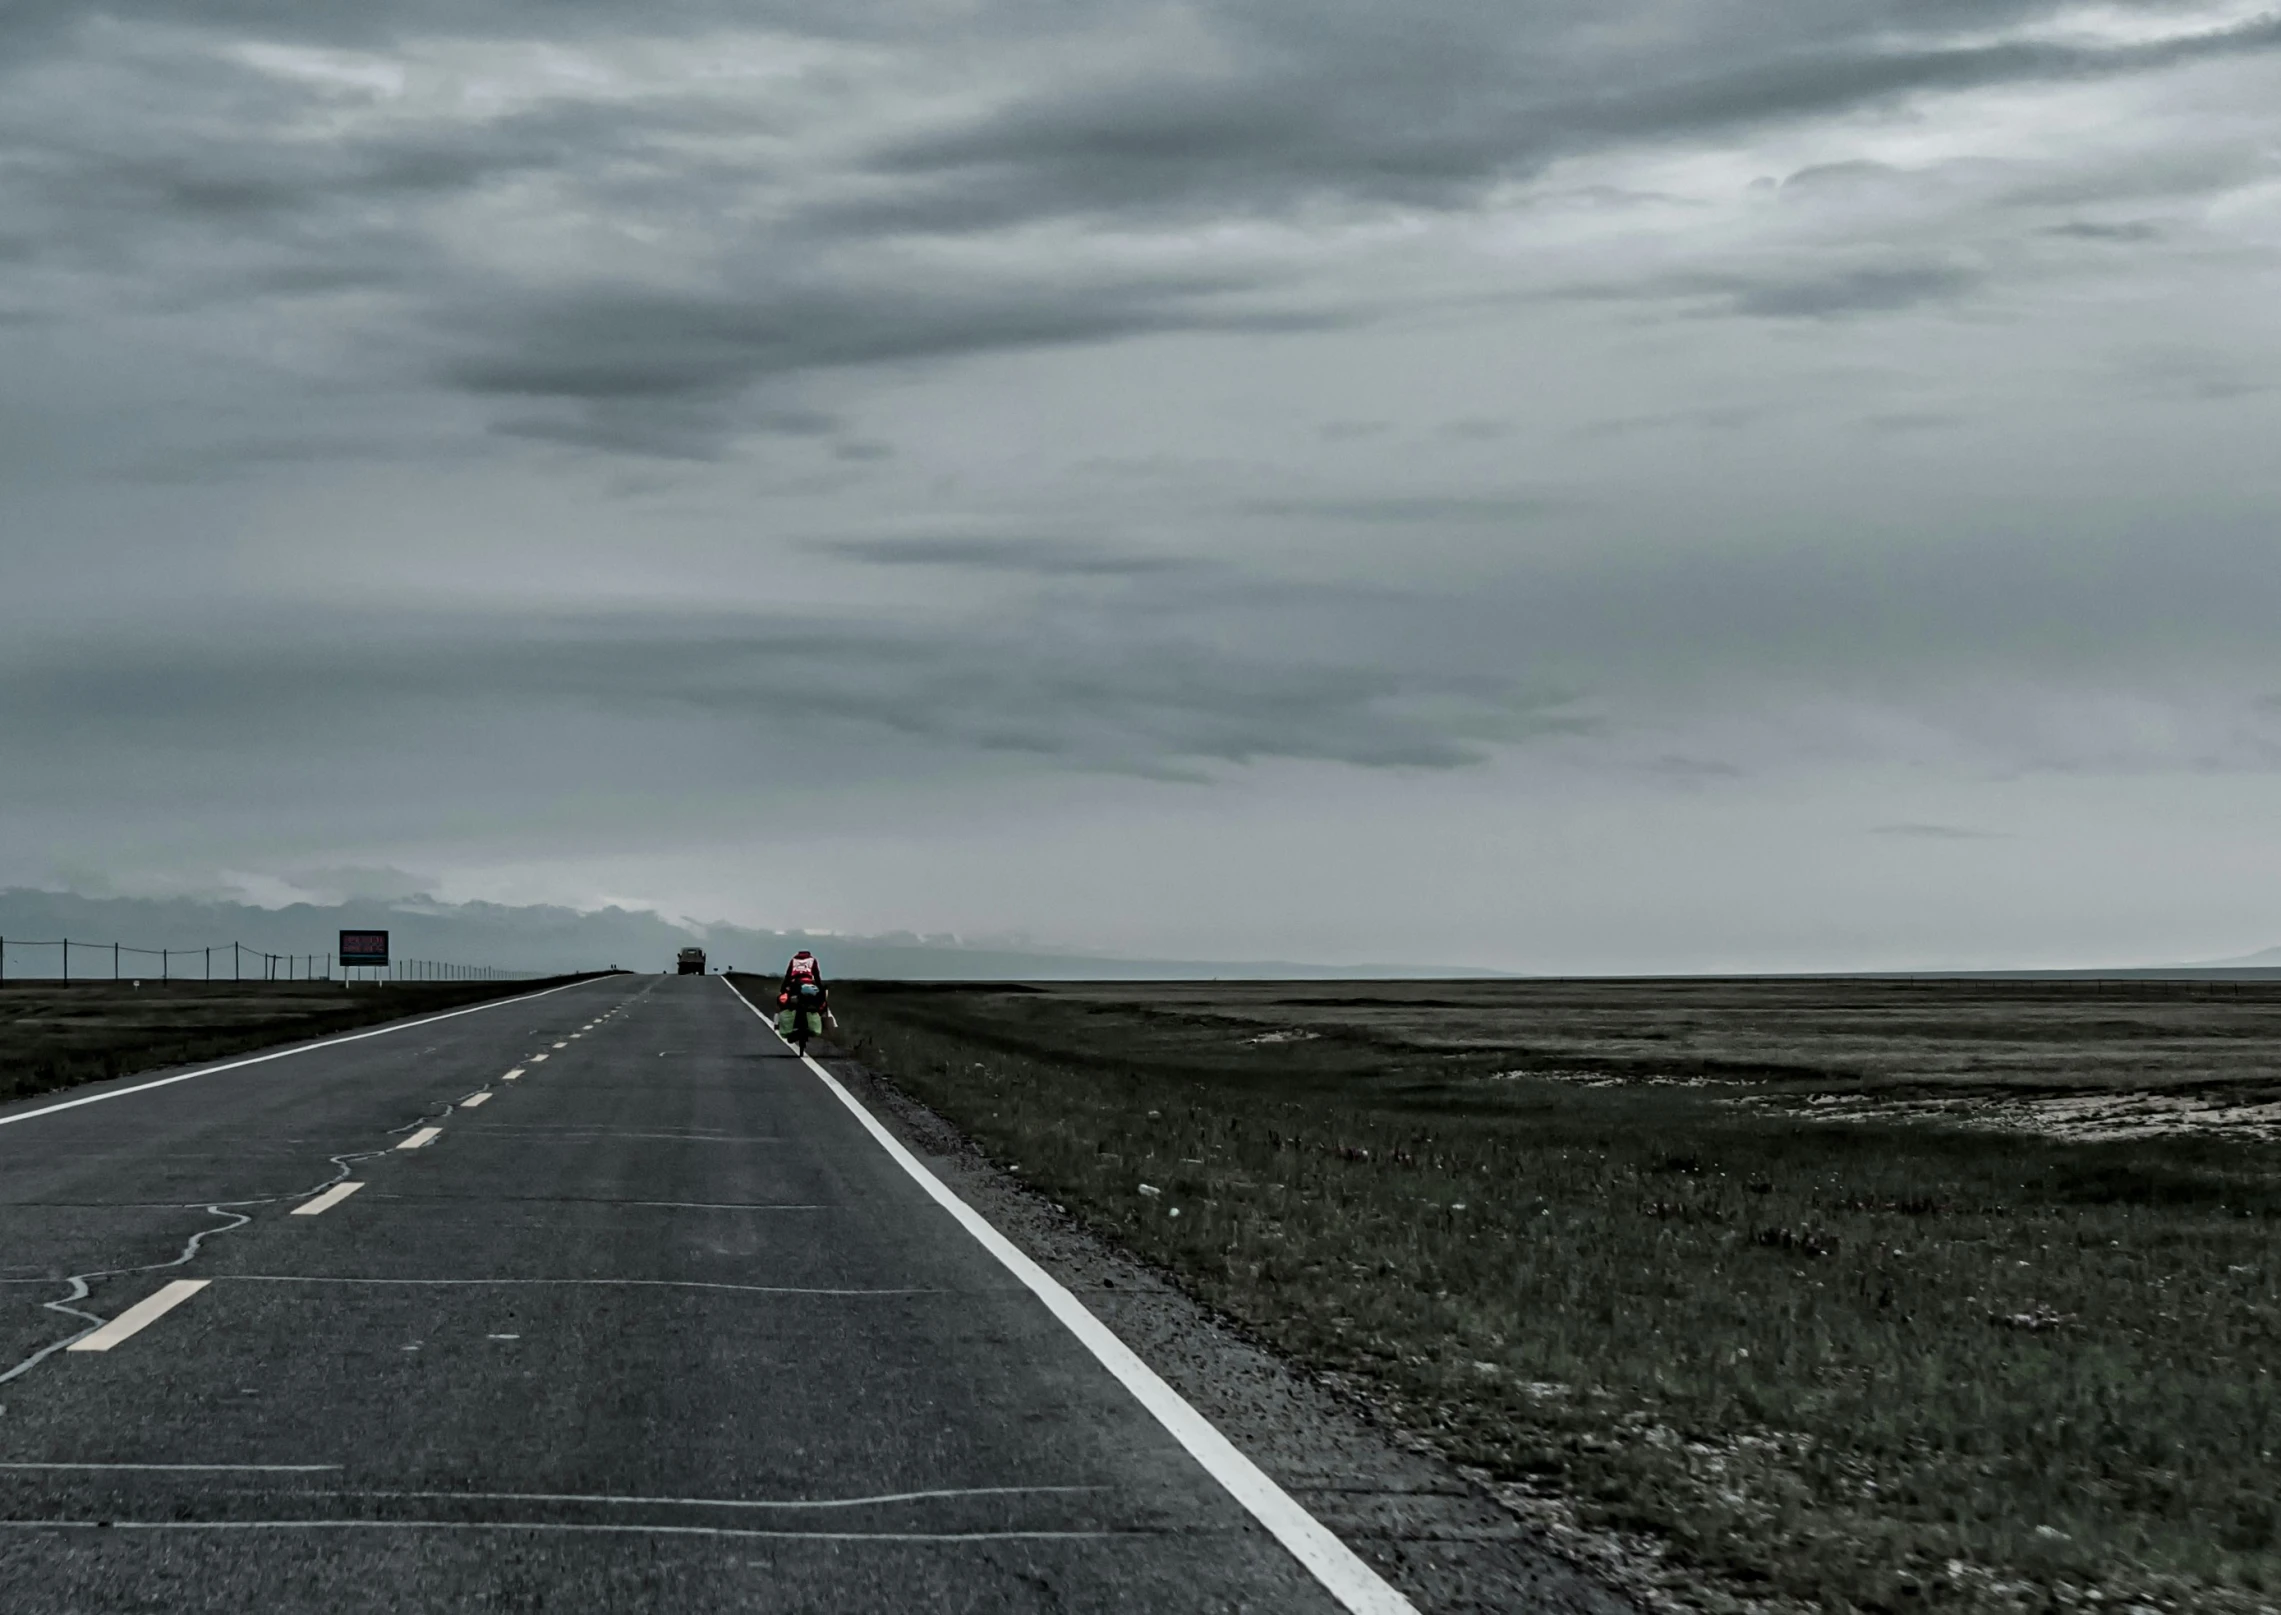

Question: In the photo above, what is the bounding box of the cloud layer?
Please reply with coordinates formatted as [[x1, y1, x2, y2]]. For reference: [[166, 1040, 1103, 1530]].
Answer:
[[4, 0, 2280, 965]]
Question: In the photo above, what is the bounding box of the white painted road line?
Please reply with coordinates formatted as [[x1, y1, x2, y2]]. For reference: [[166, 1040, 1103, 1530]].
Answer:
[[502, 1069, 525, 1081], [0, 977, 603, 1133], [551, 1041, 567, 1049], [461, 1092, 492, 1108], [0, 1518, 1133, 1544], [290, 1182, 364, 1217], [717, 978, 1418, 1615], [66, 1280, 209, 1353], [530, 1053, 549, 1063], [397, 1128, 442, 1151], [0, 1462, 341, 1474]]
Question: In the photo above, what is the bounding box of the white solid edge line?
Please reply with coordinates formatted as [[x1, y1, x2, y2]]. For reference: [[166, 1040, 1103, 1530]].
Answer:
[[716, 977, 1415, 1615], [290, 1181, 364, 1217], [65, 1280, 209, 1353], [397, 1127, 442, 1151], [0, 977, 607, 1132]]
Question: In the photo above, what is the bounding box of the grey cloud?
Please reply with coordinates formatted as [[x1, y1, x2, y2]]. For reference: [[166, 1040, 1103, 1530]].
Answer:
[[2, 0, 2260, 484], [1242, 493, 1561, 523], [2121, 349, 2278, 403], [827, 536, 1195, 575], [2045, 220, 2164, 242], [1647, 755, 1746, 780], [1861, 410, 1965, 432], [490, 402, 844, 460], [1563, 257, 1985, 320], [0, 596, 1579, 782], [438, 270, 1317, 455], [282, 865, 440, 902], [1871, 823, 2008, 840], [1576, 405, 1763, 438], [1780, 160, 1904, 193], [853, 6, 2281, 228], [1728, 263, 1983, 319]]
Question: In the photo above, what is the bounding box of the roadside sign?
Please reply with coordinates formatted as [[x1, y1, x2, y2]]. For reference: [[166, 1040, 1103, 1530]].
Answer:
[[339, 930, 390, 967]]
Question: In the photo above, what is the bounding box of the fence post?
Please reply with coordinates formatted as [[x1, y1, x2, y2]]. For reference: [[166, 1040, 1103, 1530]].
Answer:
[[162, 948, 168, 983], [63, 938, 69, 982], [114, 942, 120, 980], [233, 942, 240, 981], [205, 946, 211, 981]]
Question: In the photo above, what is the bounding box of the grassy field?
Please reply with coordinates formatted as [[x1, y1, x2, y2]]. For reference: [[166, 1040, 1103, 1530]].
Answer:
[[0, 977, 586, 1106], [833, 979, 2281, 1615]]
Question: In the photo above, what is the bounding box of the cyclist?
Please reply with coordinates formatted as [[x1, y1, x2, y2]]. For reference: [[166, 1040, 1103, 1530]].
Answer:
[[776, 950, 830, 1048]]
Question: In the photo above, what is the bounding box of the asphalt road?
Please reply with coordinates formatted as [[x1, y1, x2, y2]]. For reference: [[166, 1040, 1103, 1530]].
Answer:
[[0, 973, 1378, 1613]]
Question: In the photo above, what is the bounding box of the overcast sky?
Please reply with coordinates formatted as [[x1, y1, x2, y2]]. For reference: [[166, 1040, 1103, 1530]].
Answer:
[[4, 0, 2280, 971]]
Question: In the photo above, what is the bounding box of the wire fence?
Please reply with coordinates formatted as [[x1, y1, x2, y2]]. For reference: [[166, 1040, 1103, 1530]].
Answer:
[[0, 938, 523, 985]]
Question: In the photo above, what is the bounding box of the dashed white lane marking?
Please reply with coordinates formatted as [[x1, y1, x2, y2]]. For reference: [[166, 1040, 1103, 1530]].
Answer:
[[529, 1053, 549, 1063], [290, 1182, 364, 1217], [397, 1128, 442, 1151], [65, 1280, 209, 1353], [502, 1069, 525, 1082], [0, 978, 603, 1133], [0, 1462, 340, 1474], [460, 1092, 492, 1108], [720, 976, 1418, 1615], [551, 1041, 567, 1049]]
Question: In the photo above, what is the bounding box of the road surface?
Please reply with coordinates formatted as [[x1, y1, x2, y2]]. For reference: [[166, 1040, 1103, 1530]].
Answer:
[[0, 973, 1423, 1612]]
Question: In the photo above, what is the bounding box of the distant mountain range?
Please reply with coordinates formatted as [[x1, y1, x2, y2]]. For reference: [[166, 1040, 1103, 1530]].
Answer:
[[0, 888, 1488, 981], [2187, 945, 2281, 968]]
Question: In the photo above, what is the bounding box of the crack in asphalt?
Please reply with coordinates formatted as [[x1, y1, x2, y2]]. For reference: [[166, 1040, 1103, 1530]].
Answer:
[[1, 1124, 423, 1400]]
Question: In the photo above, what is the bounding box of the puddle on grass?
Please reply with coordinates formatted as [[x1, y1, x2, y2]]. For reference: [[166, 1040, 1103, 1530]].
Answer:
[[1738, 1089, 2281, 1143], [1483, 1067, 2281, 1142]]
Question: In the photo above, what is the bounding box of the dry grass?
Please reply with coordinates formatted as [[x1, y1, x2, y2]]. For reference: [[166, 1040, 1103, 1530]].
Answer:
[[831, 979, 2281, 1615], [0, 977, 586, 1105]]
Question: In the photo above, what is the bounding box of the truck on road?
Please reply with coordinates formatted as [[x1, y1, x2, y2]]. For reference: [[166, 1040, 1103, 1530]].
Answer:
[[676, 947, 707, 975]]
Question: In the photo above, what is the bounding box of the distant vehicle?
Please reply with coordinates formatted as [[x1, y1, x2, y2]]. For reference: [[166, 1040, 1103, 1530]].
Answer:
[[676, 947, 707, 975]]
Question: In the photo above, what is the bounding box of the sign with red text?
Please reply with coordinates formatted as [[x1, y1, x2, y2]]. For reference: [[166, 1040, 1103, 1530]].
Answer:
[[339, 930, 390, 967]]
